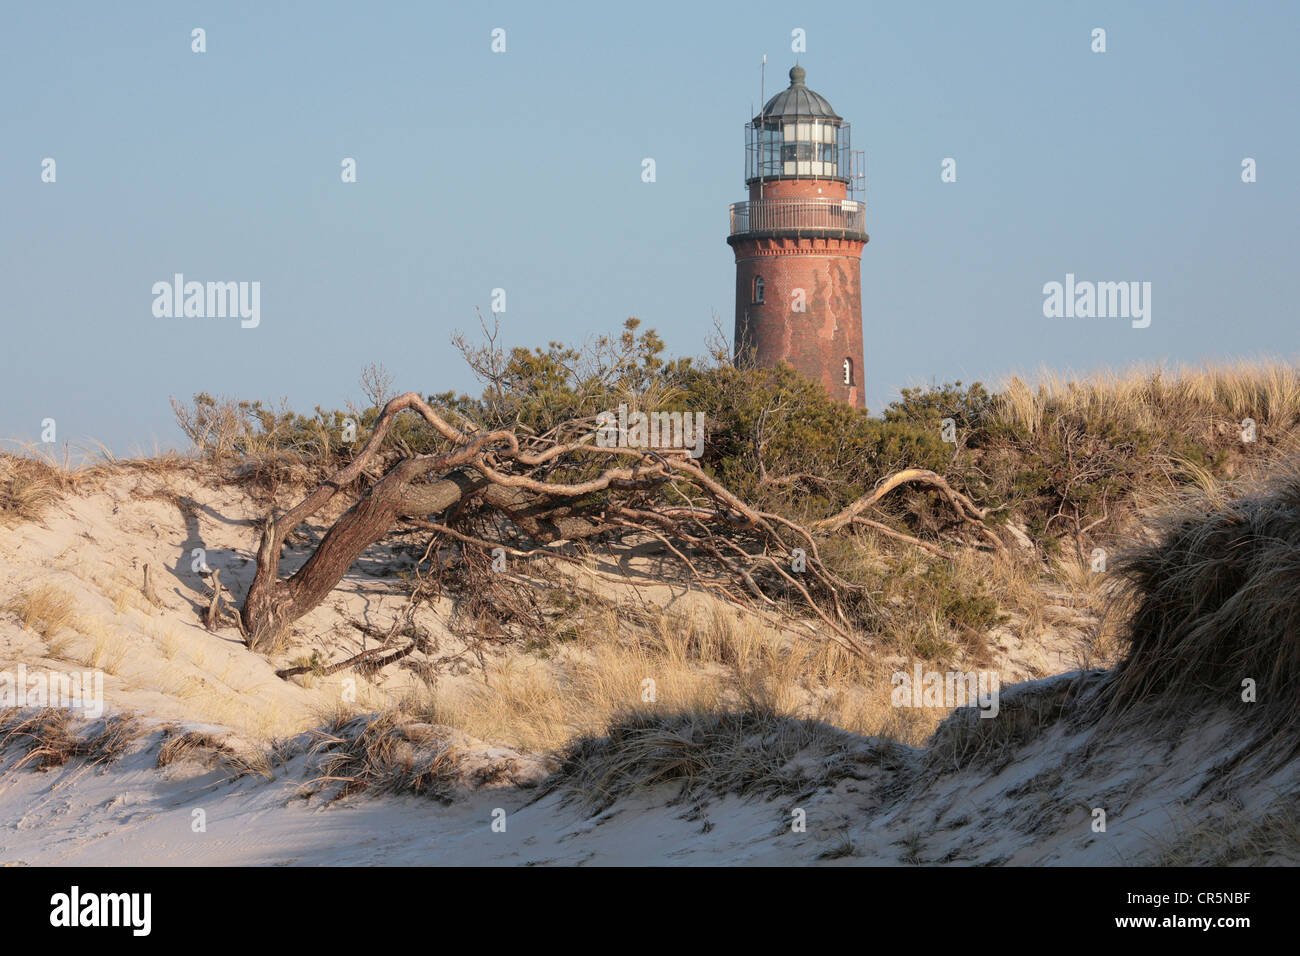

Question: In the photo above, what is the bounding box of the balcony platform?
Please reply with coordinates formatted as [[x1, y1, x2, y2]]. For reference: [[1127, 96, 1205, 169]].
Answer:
[[728, 197, 867, 242]]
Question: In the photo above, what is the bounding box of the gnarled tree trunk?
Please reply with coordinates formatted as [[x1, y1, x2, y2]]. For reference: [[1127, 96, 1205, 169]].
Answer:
[[239, 392, 1000, 657]]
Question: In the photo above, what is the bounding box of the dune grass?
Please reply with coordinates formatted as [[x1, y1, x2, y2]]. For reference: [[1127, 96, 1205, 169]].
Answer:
[[0, 454, 65, 527], [992, 358, 1300, 440], [1103, 463, 1300, 753], [3, 584, 77, 639], [539, 706, 898, 813], [387, 602, 946, 755], [0, 708, 143, 771]]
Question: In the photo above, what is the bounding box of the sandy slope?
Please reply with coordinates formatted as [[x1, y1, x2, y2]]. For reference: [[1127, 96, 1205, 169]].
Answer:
[[0, 465, 480, 739], [3, 675, 1293, 865], [1, 466, 1294, 866]]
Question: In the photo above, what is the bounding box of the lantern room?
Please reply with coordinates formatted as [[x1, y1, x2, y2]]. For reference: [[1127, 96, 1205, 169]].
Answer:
[[745, 65, 856, 184]]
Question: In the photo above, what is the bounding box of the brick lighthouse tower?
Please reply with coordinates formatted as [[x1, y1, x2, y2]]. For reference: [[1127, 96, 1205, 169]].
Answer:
[[728, 65, 868, 407]]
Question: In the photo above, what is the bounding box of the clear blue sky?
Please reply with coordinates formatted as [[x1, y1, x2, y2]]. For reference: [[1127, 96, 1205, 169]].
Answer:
[[2, 1, 1297, 454]]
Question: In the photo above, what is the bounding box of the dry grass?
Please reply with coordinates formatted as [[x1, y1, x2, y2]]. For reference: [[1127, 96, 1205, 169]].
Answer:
[[304, 531, 1076, 784], [0, 713, 274, 780], [395, 601, 944, 755], [3, 584, 77, 639], [305, 712, 463, 803], [110, 580, 154, 617], [72, 615, 128, 674], [0, 453, 64, 527], [1102, 462, 1300, 751], [1048, 553, 1126, 665], [1049, 551, 1111, 609], [993, 358, 1300, 439], [0, 708, 143, 771], [924, 670, 1105, 772], [247, 621, 293, 657], [540, 706, 902, 813], [154, 625, 182, 661], [156, 728, 274, 779]]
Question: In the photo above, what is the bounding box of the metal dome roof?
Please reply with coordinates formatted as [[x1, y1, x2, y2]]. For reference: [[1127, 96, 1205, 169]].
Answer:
[[755, 66, 842, 123]]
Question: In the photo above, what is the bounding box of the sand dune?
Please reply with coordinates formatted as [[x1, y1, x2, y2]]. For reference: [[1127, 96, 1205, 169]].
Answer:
[[1, 464, 1295, 865]]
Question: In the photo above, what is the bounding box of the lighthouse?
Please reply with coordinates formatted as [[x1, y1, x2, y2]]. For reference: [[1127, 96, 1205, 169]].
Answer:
[[728, 65, 868, 407]]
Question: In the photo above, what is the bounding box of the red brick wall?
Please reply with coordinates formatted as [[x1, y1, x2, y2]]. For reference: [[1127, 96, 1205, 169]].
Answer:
[[732, 233, 867, 408], [748, 178, 847, 202]]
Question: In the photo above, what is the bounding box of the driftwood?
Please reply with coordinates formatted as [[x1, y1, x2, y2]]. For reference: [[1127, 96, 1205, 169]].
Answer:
[[204, 569, 224, 630], [815, 468, 1005, 553], [275, 640, 424, 680], [203, 569, 247, 637], [141, 564, 163, 608]]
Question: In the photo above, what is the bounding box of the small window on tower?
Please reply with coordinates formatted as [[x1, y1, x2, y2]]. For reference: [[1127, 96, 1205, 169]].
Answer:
[[843, 358, 854, 386], [753, 276, 765, 304]]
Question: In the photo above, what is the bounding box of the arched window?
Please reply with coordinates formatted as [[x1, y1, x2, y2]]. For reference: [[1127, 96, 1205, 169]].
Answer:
[[842, 357, 854, 386], [752, 275, 765, 304]]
